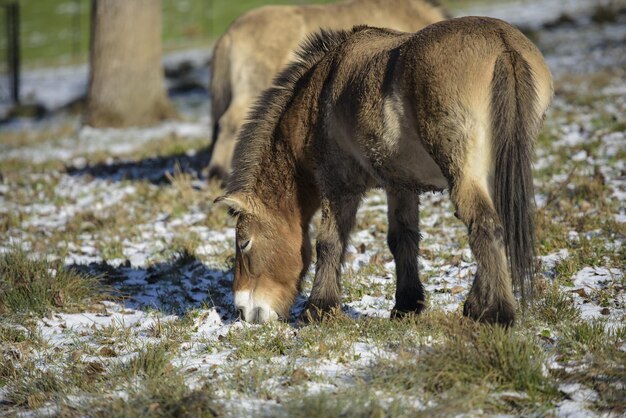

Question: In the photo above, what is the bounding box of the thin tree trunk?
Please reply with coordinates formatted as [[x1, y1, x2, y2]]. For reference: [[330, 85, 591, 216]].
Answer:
[[86, 0, 175, 127]]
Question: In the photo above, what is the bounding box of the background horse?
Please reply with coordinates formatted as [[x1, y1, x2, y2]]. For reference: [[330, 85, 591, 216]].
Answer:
[[207, 0, 449, 180], [216, 17, 553, 326]]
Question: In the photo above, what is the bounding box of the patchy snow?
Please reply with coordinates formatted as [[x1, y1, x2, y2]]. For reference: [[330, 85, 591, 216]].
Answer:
[[19, 64, 89, 111], [1, 0, 625, 416], [572, 267, 623, 290], [3, 48, 211, 119], [0, 120, 210, 164], [557, 383, 601, 418], [540, 250, 570, 271], [347, 295, 394, 318], [556, 400, 599, 418]]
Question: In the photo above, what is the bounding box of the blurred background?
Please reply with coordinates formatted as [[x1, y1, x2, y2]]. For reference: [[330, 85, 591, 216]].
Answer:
[[0, 0, 345, 122], [0, 0, 622, 126], [1, 0, 340, 68]]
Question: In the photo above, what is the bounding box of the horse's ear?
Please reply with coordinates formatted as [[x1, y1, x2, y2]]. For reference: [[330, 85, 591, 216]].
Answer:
[[213, 194, 250, 215]]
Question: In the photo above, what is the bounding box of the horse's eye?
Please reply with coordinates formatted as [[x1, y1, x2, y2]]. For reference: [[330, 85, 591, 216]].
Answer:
[[239, 239, 252, 253]]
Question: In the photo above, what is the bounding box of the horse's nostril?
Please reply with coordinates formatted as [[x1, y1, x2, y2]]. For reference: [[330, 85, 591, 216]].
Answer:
[[236, 307, 245, 320]]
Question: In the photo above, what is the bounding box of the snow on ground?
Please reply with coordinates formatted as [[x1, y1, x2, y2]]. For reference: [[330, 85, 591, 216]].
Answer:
[[19, 64, 89, 112], [0, 120, 210, 164], [0, 48, 211, 120], [1, 0, 625, 416]]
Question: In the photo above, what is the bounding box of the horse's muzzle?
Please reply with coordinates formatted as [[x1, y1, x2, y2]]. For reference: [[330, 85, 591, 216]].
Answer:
[[234, 290, 279, 324]]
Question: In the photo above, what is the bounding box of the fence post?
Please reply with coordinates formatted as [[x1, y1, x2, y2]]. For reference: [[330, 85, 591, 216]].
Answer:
[[5, 1, 19, 104]]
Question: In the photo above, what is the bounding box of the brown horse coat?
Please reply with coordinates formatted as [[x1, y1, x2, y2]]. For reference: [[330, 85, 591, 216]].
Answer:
[[207, 0, 449, 180], [217, 17, 553, 326]]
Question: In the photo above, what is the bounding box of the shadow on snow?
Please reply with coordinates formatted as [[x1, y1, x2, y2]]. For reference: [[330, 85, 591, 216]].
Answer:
[[67, 251, 370, 325], [65, 146, 213, 185], [67, 250, 236, 320]]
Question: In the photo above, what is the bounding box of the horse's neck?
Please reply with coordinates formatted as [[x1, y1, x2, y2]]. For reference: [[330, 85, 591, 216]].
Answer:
[[252, 128, 318, 222]]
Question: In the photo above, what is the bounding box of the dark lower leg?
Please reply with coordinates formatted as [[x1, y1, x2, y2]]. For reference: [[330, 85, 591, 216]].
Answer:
[[387, 192, 425, 318], [304, 195, 361, 320]]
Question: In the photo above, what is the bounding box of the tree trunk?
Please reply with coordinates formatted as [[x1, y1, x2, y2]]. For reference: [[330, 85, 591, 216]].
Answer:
[[85, 0, 175, 128]]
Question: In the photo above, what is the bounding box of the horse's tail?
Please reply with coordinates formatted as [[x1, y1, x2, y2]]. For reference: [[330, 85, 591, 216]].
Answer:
[[209, 33, 232, 153], [490, 49, 541, 306]]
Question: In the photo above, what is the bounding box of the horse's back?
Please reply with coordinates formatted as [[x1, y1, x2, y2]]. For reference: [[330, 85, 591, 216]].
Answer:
[[225, 6, 307, 95], [326, 17, 553, 136], [317, 27, 448, 191], [316, 17, 552, 191], [404, 17, 552, 117], [403, 17, 552, 184], [208, 0, 449, 180]]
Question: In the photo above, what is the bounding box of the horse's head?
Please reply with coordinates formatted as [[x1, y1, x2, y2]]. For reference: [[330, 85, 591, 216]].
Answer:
[[215, 193, 311, 323]]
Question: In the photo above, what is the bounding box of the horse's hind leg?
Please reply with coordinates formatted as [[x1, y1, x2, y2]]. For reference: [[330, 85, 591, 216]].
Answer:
[[386, 190, 425, 318], [452, 181, 516, 325]]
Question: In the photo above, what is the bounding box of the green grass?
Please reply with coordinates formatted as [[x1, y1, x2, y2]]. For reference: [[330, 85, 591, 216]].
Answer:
[[281, 389, 412, 418], [552, 321, 626, 412], [146, 312, 197, 341], [86, 383, 222, 418], [2, 336, 222, 415], [12, 0, 333, 68], [12, 0, 91, 67], [218, 313, 564, 415], [534, 284, 581, 325], [0, 247, 103, 316], [118, 342, 179, 381], [370, 320, 558, 414], [561, 320, 624, 357], [5, 367, 66, 408]]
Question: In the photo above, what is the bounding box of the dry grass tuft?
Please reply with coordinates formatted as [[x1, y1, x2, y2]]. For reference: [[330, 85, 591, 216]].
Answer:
[[0, 247, 104, 316]]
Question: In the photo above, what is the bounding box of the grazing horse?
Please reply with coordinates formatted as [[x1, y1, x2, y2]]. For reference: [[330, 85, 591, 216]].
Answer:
[[207, 0, 450, 180], [215, 17, 553, 326]]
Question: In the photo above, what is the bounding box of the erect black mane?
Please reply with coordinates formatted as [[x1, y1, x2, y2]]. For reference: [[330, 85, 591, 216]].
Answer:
[[225, 27, 367, 196]]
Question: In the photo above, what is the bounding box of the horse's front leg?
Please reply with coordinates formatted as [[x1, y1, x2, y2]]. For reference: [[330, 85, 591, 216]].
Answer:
[[386, 190, 426, 318], [302, 192, 362, 321]]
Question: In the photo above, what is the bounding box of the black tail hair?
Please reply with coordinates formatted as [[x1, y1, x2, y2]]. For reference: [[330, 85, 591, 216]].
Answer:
[[491, 49, 541, 305]]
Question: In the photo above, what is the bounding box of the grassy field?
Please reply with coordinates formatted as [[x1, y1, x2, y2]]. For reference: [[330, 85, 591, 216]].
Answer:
[[0, 0, 625, 416], [9, 0, 484, 67], [5, 0, 335, 68]]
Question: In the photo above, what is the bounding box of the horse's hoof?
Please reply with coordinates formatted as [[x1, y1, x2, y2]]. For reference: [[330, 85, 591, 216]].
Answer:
[[298, 302, 339, 324], [390, 302, 426, 319], [462, 299, 515, 327], [390, 309, 416, 320], [297, 307, 319, 325]]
